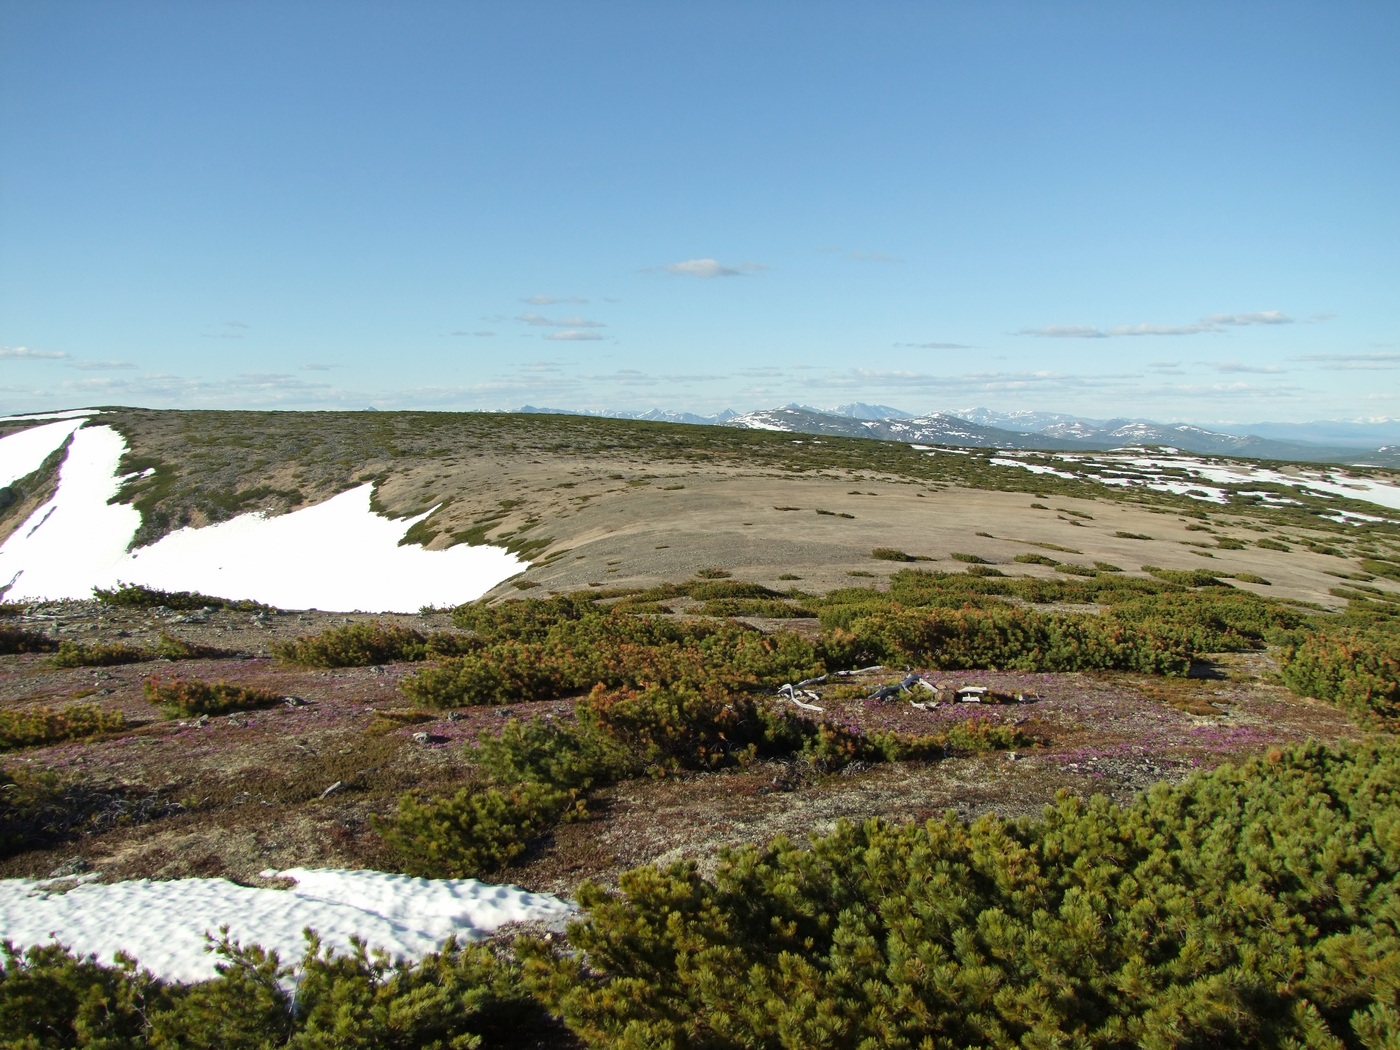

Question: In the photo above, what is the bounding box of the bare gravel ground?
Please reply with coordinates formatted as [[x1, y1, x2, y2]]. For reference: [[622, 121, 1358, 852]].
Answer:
[[0, 600, 1364, 895]]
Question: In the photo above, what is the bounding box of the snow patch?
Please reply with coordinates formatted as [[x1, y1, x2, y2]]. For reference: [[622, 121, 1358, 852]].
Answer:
[[0, 424, 526, 611], [0, 409, 100, 423], [0, 868, 573, 984], [0, 418, 87, 488]]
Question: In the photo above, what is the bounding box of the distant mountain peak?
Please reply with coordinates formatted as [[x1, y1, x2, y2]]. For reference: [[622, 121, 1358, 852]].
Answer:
[[832, 402, 915, 420]]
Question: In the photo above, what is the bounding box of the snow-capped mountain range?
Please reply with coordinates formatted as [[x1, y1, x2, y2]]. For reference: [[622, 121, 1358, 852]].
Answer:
[[515, 404, 1400, 466]]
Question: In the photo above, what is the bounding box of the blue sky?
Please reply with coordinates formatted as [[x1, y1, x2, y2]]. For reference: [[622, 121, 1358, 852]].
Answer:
[[2, 1, 1397, 423]]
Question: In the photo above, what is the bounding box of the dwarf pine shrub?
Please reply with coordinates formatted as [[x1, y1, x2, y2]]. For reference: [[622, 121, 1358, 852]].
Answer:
[[0, 928, 544, 1049], [375, 782, 581, 878], [274, 621, 479, 667], [521, 739, 1400, 1050], [0, 703, 126, 751], [401, 614, 822, 708], [145, 677, 281, 718], [51, 640, 152, 668], [0, 627, 56, 655], [1279, 625, 1400, 724]]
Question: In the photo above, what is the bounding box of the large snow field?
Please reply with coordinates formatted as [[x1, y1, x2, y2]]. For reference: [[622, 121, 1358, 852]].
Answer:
[[0, 868, 572, 983], [0, 420, 526, 611], [0, 418, 86, 487], [0, 409, 100, 424], [980, 447, 1400, 520]]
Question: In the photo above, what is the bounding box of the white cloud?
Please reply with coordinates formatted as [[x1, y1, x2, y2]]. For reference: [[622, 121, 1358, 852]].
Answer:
[[1206, 360, 1287, 374], [0, 346, 69, 360], [895, 342, 976, 350], [1291, 352, 1400, 371], [448, 330, 496, 337], [658, 258, 764, 278], [1019, 310, 1297, 340], [543, 330, 606, 341], [1206, 311, 1293, 326], [67, 360, 136, 371], [522, 295, 588, 306], [1016, 325, 1109, 339], [1108, 322, 1216, 337], [517, 312, 605, 328]]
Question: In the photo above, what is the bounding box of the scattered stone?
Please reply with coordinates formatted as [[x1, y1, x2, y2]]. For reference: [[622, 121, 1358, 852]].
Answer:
[[47, 857, 91, 878], [283, 695, 307, 707]]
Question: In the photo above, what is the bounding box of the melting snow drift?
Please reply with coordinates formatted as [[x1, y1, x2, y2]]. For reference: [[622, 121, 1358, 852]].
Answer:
[[0, 420, 526, 611], [0, 869, 573, 984]]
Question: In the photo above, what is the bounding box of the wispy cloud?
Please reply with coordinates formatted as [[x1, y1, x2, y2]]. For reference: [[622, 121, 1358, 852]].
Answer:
[[895, 341, 976, 350], [851, 251, 903, 263], [67, 360, 136, 371], [517, 312, 605, 328], [0, 346, 69, 360], [1017, 325, 1109, 339], [544, 330, 606, 341], [1206, 360, 1286, 374], [1291, 352, 1400, 371], [300, 363, 342, 371], [1018, 310, 1299, 339], [522, 295, 588, 306], [1206, 311, 1293, 326], [1109, 322, 1217, 337], [448, 330, 496, 337], [201, 321, 249, 340], [656, 258, 765, 278]]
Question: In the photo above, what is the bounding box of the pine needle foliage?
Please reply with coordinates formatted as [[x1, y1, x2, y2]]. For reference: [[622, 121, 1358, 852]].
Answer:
[[274, 621, 480, 667], [522, 740, 1400, 1049], [0, 704, 126, 751], [0, 928, 548, 1049], [145, 677, 282, 718], [0, 627, 56, 655]]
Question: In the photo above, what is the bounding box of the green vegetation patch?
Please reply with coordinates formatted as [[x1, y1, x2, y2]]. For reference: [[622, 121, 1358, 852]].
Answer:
[[522, 740, 1400, 1049], [0, 930, 545, 1050], [94, 583, 270, 613], [145, 677, 283, 718], [0, 704, 127, 751], [274, 621, 480, 667], [0, 627, 57, 655]]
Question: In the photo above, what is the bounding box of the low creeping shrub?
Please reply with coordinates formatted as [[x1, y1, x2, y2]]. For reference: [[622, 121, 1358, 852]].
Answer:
[[374, 782, 582, 878], [0, 627, 56, 655], [1278, 625, 1400, 725], [520, 739, 1400, 1049], [0, 703, 126, 751], [51, 640, 152, 668], [145, 677, 282, 718], [0, 928, 547, 1049], [93, 582, 270, 613], [401, 614, 822, 708], [274, 621, 480, 667]]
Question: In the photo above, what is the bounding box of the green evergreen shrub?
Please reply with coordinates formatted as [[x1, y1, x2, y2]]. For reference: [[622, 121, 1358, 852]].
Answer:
[[375, 782, 580, 878], [0, 941, 167, 1048], [145, 677, 282, 718], [51, 640, 152, 668], [401, 614, 822, 708], [521, 740, 1400, 1050], [0, 704, 126, 751], [274, 621, 479, 667], [0, 627, 56, 655], [93, 583, 270, 613], [1279, 626, 1400, 724], [0, 928, 545, 1049], [871, 547, 915, 562]]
